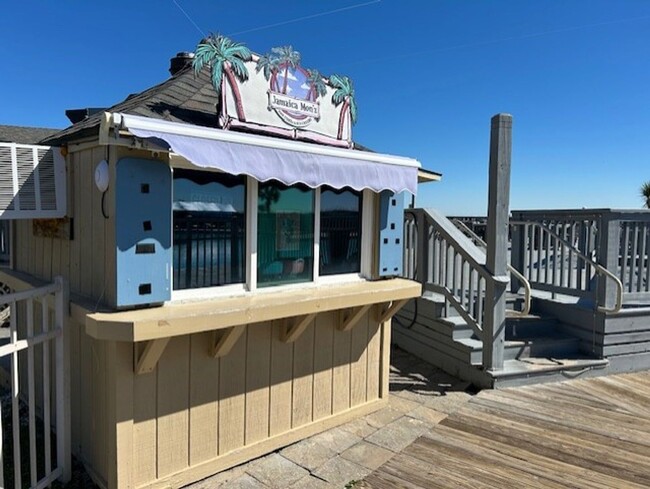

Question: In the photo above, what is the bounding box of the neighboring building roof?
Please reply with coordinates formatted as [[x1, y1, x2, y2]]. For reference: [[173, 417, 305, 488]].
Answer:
[[42, 64, 218, 145], [0, 124, 60, 145]]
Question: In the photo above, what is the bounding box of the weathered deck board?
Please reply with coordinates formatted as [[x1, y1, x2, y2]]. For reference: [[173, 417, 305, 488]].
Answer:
[[364, 372, 650, 488]]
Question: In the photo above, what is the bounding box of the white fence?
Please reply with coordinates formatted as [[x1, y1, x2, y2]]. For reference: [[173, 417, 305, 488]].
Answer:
[[0, 277, 70, 488]]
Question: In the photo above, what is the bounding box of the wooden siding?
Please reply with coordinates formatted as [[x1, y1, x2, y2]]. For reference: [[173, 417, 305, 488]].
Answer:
[[12, 295, 389, 489], [13, 145, 112, 304]]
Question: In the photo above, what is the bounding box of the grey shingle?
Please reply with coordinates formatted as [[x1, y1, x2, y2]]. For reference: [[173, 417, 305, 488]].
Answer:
[[0, 125, 60, 145]]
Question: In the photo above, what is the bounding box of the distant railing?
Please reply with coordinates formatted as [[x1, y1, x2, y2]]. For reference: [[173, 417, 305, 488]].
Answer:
[[510, 209, 650, 311], [404, 208, 509, 343]]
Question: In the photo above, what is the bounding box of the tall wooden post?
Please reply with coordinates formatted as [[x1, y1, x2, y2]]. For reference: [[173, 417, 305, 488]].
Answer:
[[597, 212, 621, 312], [483, 114, 512, 371]]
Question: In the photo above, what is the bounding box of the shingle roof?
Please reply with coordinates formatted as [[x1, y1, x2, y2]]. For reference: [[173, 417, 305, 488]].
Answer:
[[41, 64, 218, 145], [0, 124, 60, 145]]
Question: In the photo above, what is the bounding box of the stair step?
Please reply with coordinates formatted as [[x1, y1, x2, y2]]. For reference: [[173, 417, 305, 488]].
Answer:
[[490, 357, 609, 388], [506, 314, 560, 339], [457, 334, 581, 364]]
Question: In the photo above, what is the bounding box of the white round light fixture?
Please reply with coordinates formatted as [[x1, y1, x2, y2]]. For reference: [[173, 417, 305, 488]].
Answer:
[[95, 160, 109, 192]]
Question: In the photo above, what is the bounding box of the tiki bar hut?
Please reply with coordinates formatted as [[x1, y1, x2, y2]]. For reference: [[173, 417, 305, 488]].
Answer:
[[0, 36, 429, 488]]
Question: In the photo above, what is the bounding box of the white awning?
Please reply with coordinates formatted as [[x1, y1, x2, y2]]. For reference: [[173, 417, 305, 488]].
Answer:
[[113, 113, 420, 194]]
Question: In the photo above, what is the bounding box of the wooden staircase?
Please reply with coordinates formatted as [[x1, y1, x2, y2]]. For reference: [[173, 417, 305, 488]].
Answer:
[[393, 291, 608, 388]]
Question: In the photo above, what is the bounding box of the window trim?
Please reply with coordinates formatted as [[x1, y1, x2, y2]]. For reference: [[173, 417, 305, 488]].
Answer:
[[169, 165, 372, 302]]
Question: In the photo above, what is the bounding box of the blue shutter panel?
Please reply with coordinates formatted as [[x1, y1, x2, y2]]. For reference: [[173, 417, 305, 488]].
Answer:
[[378, 190, 406, 277], [115, 158, 172, 308]]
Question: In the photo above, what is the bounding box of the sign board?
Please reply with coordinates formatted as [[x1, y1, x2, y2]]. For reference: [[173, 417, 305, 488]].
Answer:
[[196, 39, 356, 147]]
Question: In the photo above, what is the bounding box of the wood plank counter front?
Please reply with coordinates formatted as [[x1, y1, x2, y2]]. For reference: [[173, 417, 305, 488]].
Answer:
[[67, 277, 419, 489], [84, 278, 420, 342]]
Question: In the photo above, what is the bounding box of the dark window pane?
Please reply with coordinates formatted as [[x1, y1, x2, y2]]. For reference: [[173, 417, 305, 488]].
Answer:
[[173, 169, 246, 290], [320, 187, 362, 276], [257, 181, 314, 287]]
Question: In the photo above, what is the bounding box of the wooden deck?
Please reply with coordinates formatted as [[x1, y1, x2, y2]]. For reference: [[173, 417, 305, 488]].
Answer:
[[364, 371, 650, 488]]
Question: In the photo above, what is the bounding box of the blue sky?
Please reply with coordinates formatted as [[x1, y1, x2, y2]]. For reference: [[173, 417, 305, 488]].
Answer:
[[1, 0, 649, 215]]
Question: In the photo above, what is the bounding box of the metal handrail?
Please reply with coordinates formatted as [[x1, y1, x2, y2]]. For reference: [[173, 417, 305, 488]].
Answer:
[[453, 219, 532, 316], [511, 220, 623, 314]]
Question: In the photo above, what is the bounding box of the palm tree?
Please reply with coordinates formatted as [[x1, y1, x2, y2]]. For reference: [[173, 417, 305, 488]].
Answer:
[[255, 52, 280, 81], [641, 181, 650, 208], [271, 46, 301, 95], [306, 69, 327, 102], [193, 34, 252, 121], [329, 74, 358, 139]]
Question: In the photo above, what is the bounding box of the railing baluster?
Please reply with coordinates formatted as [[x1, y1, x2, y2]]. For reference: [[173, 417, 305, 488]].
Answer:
[[558, 221, 566, 287], [527, 224, 534, 282], [542, 222, 549, 285], [42, 300, 52, 479], [10, 301, 21, 489], [622, 223, 631, 292], [432, 234, 440, 284], [630, 223, 639, 293], [568, 222, 576, 288], [27, 299, 37, 487], [468, 268, 475, 319], [645, 224, 650, 292], [477, 277, 485, 327]]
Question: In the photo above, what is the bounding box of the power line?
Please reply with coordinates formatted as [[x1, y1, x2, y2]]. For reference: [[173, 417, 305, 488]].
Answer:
[[171, 0, 207, 38], [226, 0, 381, 37]]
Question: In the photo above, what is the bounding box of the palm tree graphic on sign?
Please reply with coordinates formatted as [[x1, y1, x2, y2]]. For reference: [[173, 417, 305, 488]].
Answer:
[[193, 34, 252, 121], [272, 46, 301, 95], [329, 74, 358, 139], [306, 69, 327, 102]]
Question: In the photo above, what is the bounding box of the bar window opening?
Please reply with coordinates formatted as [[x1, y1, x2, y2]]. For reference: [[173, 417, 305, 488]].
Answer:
[[257, 180, 314, 287], [173, 169, 246, 290], [319, 187, 362, 276]]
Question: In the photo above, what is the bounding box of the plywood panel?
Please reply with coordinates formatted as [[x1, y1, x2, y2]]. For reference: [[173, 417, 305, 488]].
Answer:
[[90, 147, 106, 300], [91, 340, 108, 482], [157, 335, 190, 477], [104, 146, 117, 307], [78, 150, 92, 296], [33, 234, 45, 279], [332, 313, 352, 413], [269, 320, 293, 436], [366, 316, 382, 401], [50, 235, 61, 279], [292, 319, 315, 428], [245, 322, 271, 445], [69, 152, 81, 294], [79, 329, 94, 468], [133, 352, 158, 487], [350, 311, 369, 407], [218, 326, 247, 454], [69, 318, 82, 453], [109, 341, 134, 489], [312, 311, 334, 420], [189, 332, 219, 465]]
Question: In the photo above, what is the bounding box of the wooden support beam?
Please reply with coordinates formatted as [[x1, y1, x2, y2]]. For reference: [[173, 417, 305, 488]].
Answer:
[[339, 305, 371, 332], [210, 325, 246, 358], [134, 338, 170, 375], [378, 299, 409, 324], [281, 313, 316, 343]]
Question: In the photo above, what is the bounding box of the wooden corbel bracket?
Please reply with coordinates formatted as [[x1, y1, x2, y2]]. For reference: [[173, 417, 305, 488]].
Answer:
[[281, 313, 317, 343], [338, 304, 371, 332], [378, 299, 409, 324], [135, 338, 171, 375], [210, 325, 246, 358]]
